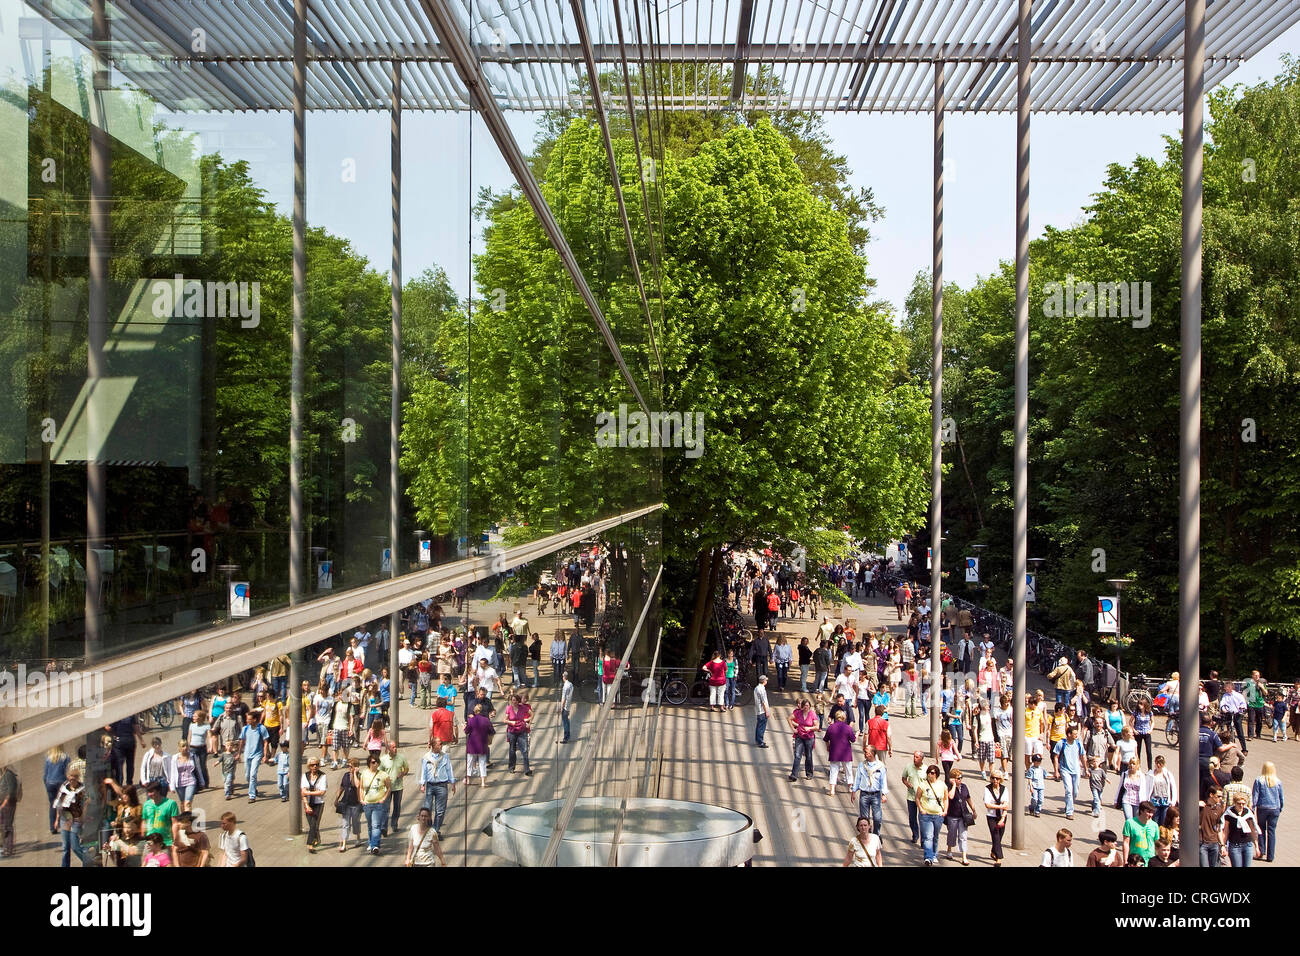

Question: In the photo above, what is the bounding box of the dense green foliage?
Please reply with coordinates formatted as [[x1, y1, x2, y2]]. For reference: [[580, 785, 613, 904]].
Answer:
[[903, 62, 1300, 677]]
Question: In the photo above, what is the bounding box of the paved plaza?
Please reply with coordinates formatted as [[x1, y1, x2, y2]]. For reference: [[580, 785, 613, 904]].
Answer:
[[4, 591, 1295, 867]]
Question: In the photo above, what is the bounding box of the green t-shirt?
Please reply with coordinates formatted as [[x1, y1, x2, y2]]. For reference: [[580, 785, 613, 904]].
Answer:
[[1245, 680, 1266, 708], [1122, 817, 1160, 861], [143, 798, 180, 846], [902, 764, 927, 802], [380, 752, 409, 792]]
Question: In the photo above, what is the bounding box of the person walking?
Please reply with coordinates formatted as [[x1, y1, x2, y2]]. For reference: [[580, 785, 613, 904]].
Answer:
[[703, 651, 727, 713], [813, 640, 831, 694], [1199, 785, 1228, 867], [943, 769, 973, 865], [753, 675, 771, 748], [916, 764, 947, 865], [505, 693, 534, 775], [238, 713, 269, 802], [358, 753, 391, 855], [901, 751, 926, 845], [824, 711, 856, 795], [1221, 791, 1263, 867], [773, 636, 792, 691], [301, 757, 328, 853], [788, 698, 817, 781], [1040, 828, 1074, 867], [560, 671, 574, 744], [851, 746, 888, 836], [842, 817, 883, 867], [1251, 761, 1283, 863], [464, 703, 495, 786], [405, 806, 447, 867], [43, 746, 69, 836], [750, 631, 771, 680], [983, 769, 1009, 866], [1051, 724, 1087, 820], [380, 740, 409, 836], [550, 633, 567, 686], [797, 637, 812, 693], [52, 767, 86, 867], [1244, 670, 1268, 743], [335, 757, 361, 853], [419, 738, 456, 835]]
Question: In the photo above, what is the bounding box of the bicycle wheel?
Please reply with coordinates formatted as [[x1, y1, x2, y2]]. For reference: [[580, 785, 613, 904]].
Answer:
[[733, 680, 751, 705], [1125, 688, 1152, 716], [579, 680, 601, 705], [663, 679, 688, 706], [1165, 717, 1179, 746], [155, 702, 175, 730]]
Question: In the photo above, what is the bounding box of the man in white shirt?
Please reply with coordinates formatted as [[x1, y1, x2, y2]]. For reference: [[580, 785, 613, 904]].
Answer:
[[550, 634, 568, 686], [818, 617, 835, 644], [218, 812, 250, 867], [1218, 682, 1247, 749], [560, 671, 574, 743], [476, 659, 501, 699], [397, 639, 414, 696], [510, 611, 530, 641], [843, 647, 864, 676], [1040, 828, 1073, 867], [753, 675, 771, 748], [834, 667, 858, 711]]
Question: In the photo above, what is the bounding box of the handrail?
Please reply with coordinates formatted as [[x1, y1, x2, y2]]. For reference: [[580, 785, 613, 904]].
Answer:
[[538, 563, 662, 867]]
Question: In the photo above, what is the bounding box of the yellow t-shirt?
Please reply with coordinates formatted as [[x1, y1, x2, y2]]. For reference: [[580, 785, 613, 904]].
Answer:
[[1025, 709, 1042, 738], [1050, 713, 1068, 743], [916, 776, 947, 815], [262, 701, 281, 728]]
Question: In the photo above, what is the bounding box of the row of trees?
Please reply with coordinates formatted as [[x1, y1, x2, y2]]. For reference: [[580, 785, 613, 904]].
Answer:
[[902, 61, 1300, 677]]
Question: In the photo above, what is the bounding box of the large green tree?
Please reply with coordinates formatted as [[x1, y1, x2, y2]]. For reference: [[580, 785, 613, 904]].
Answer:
[[902, 61, 1300, 676]]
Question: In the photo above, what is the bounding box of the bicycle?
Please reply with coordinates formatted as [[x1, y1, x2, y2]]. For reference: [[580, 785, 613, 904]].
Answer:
[[144, 699, 176, 731], [1165, 710, 1180, 746]]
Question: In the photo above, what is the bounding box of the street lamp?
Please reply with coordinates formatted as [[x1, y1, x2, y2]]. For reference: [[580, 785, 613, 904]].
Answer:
[[1106, 578, 1132, 695]]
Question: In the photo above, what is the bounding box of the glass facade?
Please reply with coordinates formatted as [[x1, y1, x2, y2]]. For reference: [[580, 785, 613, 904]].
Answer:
[[0, 0, 664, 672]]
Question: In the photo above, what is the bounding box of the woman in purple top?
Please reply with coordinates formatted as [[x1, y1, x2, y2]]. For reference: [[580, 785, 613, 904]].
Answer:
[[824, 712, 857, 795], [464, 704, 494, 787]]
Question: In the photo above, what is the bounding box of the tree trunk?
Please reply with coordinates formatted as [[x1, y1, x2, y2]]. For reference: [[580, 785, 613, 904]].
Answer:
[[684, 546, 722, 669], [1221, 594, 1236, 677]]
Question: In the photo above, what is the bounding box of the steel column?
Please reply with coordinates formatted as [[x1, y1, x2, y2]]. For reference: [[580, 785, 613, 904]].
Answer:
[[389, 59, 403, 746], [1179, 0, 1205, 861], [85, 0, 109, 665], [289, 0, 307, 606], [1011, 0, 1031, 852], [929, 60, 944, 754], [289, 650, 303, 835]]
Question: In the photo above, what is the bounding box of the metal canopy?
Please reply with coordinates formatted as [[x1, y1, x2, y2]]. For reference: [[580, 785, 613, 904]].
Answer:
[[26, 0, 1300, 113]]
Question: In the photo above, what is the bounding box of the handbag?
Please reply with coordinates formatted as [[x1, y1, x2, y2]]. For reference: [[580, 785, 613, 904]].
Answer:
[[959, 788, 975, 828]]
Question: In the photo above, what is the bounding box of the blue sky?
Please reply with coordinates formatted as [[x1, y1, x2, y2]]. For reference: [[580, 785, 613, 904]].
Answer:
[[186, 25, 1297, 319]]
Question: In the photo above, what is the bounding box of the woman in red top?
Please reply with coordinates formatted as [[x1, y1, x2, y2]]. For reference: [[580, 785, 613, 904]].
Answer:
[[703, 651, 728, 712], [504, 694, 533, 775]]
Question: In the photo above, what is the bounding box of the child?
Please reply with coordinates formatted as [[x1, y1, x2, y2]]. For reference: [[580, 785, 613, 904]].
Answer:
[[1272, 693, 1288, 742], [142, 832, 170, 867], [276, 740, 291, 802], [814, 689, 830, 730], [1088, 755, 1107, 817], [220, 740, 238, 800], [1026, 753, 1046, 816]]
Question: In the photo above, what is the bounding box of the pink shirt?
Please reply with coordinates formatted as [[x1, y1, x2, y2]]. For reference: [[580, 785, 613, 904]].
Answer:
[[791, 709, 817, 739], [506, 704, 532, 734]]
